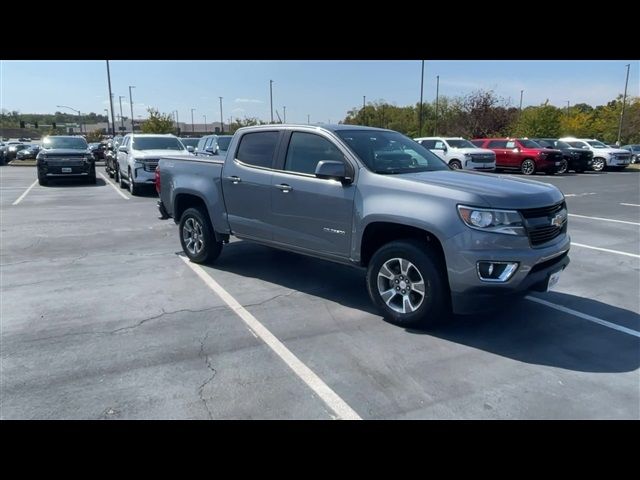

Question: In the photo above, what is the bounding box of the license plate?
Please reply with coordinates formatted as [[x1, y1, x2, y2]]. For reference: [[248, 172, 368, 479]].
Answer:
[[62, 167, 72, 173], [547, 269, 562, 291], [555, 162, 561, 166]]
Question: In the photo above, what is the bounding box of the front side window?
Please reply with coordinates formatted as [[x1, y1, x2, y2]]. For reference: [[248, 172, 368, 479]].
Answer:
[[419, 139, 436, 149], [284, 132, 344, 175], [336, 130, 448, 174], [236, 131, 279, 168], [587, 140, 607, 149], [42, 136, 88, 150], [567, 141, 588, 149], [132, 136, 185, 151], [434, 140, 446, 150], [505, 141, 516, 149]]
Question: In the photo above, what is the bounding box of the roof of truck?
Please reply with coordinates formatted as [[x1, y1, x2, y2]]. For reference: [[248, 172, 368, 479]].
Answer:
[[237, 123, 390, 133]]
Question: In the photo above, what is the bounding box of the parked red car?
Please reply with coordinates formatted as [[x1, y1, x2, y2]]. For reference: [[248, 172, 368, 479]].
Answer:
[[470, 138, 564, 175]]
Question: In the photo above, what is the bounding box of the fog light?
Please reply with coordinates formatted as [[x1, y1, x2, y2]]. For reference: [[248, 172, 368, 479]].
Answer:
[[477, 261, 518, 282]]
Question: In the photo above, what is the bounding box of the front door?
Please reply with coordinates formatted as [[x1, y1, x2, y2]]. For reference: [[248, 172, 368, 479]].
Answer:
[[270, 131, 356, 257]]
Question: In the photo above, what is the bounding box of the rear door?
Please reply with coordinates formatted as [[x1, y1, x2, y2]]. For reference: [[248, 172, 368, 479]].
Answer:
[[487, 140, 509, 167], [221, 130, 282, 240], [504, 140, 521, 168], [270, 130, 356, 257]]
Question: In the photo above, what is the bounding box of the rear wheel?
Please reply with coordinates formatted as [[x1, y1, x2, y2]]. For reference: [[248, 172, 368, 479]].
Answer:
[[449, 159, 462, 170], [521, 159, 536, 175], [366, 239, 449, 328], [179, 207, 223, 264]]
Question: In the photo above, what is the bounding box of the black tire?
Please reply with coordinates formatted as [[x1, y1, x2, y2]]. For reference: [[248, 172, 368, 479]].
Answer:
[[366, 239, 450, 328], [557, 159, 568, 174], [118, 168, 127, 189], [449, 159, 462, 170], [107, 166, 114, 178], [521, 158, 536, 175], [179, 207, 223, 264], [128, 169, 140, 196], [37, 171, 48, 186], [88, 166, 97, 184]]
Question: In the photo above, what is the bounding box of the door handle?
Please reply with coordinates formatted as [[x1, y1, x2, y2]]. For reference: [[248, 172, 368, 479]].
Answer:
[[275, 183, 293, 193], [226, 176, 242, 184]]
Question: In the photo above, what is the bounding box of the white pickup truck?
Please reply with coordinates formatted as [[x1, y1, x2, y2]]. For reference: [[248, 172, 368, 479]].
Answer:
[[414, 136, 496, 171]]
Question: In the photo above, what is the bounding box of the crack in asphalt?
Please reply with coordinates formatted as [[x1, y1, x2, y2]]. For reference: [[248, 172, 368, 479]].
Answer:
[[197, 331, 217, 420]]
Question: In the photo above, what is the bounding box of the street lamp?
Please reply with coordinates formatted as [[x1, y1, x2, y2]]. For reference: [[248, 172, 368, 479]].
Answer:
[[283, 106, 286, 123], [56, 105, 83, 134], [174, 110, 180, 134], [104, 109, 110, 134], [434, 75, 440, 135], [270, 80, 274, 123], [128, 85, 136, 133], [191, 108, 196, 133], [219, 97, 224, 134], [118, 96, 125, 132], [203, 114, 207, 134]]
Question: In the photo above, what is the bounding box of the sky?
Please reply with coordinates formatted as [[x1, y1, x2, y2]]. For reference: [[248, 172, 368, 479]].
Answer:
[[1, 60, 638, 125]]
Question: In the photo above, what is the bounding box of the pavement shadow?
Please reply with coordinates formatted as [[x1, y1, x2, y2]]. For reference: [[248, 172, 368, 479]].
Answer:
[[211, 241, 639, 374], [43, 178, 108, 188]]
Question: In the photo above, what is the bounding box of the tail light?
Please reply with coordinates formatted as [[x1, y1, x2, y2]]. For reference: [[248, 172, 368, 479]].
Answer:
[[155, 165, 161, 194]]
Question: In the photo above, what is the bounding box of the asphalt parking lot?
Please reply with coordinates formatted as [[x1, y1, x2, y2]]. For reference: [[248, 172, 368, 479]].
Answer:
[[1, 165, 638, 419]]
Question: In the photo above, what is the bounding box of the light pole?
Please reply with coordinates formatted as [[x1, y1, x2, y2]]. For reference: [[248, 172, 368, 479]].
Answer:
[[519, 89, 524, 111], [419, 60, 424, 136], [191, 108, 196, 133], [283, 106, 286, 123], [269, 80, 274, 123], [219, 97, 223, 134], [434, 75, 440, 136], [203, 114, 207, 134], [362, 96, 366, 125], [617, 63, 631, 146], [104, 109, 110, 134], [307, 114, 310, 125], [56, 105, 82, 134], [128, 85, 136, 133], [106, 61, 116, 136], [174, 110, 180, 134], [566, 101, 570, 116], [118, 96, 125, 132]]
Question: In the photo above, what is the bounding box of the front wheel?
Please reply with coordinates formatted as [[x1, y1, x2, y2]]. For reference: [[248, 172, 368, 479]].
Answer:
[[557, 159, 568, 174], [179, 207, 222, 264], [521, 159, 536, 175], [128, 169, 140, 196], [449, 160, 462, 170], [38, 171, 48, 186], [366, 239, 449, 328]]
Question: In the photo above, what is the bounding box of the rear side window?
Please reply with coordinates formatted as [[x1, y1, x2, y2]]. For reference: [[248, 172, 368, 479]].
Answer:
[[420, 139, 436, 149], [236, 131, 279, 168], [284, 132, 344, 175], [488, 140, 507, 148]]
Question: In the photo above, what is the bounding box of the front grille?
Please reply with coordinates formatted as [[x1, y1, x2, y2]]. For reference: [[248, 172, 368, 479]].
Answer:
[[519, 201, 567, 247], [470, 153, 495, 163], [47, 159, 85, 167], [615, 154, 631, 161], [545, 152, 563, 162]]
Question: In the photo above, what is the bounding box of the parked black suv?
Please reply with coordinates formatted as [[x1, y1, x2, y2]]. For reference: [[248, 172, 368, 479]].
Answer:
[[104, 135, 123, 178], [36, 136, 96, 185], [531, 138, 593, 173]]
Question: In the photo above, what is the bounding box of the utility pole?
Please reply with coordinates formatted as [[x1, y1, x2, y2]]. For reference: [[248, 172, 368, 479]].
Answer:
[[434, 75, 440, 136], [219, 97, 224, 134], [362, 95, 366, 125], [106, 61, 116, 136], [104, 109, 110, 134], [174, 111, 179, 134], [269, 80, 274, 123], [203, 114, 207, 134], [283, 106, 286, 123], [191, 108, 196, 133], [128, 86, 136, 133], [307, 114, 310, 125], [617, 63, 631, 146], [119, 96, 125, 131], [419, 60, 424, 136], [566, 101, 570, 116], [519, 90, 524, 112]]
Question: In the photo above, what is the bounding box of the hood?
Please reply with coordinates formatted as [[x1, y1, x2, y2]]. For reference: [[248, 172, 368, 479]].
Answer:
[[395, 170, 564, 209], [599, 148, 631, 155], [132, 149, 189, 158], [449, 147, 495, 155]]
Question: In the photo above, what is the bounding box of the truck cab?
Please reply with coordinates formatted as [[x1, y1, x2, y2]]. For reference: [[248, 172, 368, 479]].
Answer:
[[414, 136, 496, 171]]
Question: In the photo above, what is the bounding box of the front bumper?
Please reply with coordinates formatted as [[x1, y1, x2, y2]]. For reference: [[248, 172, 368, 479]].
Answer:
[[132, 165, 157, 184], [444, 229, 571, 315], [39, 164, 93, 176], [465, 159, 496, 171], [538, 158, 562, 172], [608, 156, 630, 167]]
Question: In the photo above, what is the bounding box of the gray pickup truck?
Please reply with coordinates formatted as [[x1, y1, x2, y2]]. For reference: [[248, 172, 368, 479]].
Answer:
[[157, 124, 570, 327]]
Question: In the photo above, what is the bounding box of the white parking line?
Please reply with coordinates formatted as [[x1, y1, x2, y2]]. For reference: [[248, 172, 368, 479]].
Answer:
[[564, 193, 597, 197], [571, 242, 640, 259], [179, 255, 362, 420], [568, 213, 640, 226], [12, 179, 38, 205], [620, 203, 640, 207], [526, 296, 640, 338], [99, 172, 129, 200]]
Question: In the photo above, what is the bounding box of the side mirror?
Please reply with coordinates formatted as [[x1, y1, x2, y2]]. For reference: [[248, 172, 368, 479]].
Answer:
[[205, 146, 218, 155], [315, 160, 352, 184], [186, 146, 194, 153], [118, 146, 128, 153]]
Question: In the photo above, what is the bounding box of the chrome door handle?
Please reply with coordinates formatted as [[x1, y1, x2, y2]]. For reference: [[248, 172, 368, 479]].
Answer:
[[226, 176, 242, 184], [275, 183, 292, 193]]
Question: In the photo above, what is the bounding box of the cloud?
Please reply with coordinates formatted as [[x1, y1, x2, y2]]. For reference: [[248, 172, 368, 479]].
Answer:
[[234, 98, 263, 104]]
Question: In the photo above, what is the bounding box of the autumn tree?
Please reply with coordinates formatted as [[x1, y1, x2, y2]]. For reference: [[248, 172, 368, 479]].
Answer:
[[141, 108, 176, 134]]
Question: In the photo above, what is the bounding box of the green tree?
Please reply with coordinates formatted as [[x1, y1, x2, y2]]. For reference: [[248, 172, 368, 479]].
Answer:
[[513, 102, 563, 137], [141, 108, 175, 134], [85, 130, 104, 142]]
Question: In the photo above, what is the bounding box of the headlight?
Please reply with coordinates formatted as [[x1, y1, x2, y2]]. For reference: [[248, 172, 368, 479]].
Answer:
[[538, 152, 548, 158], [133, 158, 145, 165], [458, 205, 526, 236], [464, 153, 473, 159]]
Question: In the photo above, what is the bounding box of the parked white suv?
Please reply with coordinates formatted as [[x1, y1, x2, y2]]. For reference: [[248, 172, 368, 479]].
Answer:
[[559, 137, 632, 171], [414, 137, 496, 171], [116, 134, 190, 195]]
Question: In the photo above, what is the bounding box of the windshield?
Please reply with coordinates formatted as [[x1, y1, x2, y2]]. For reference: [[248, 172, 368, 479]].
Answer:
[[132, 136, 185, 151], [518, 139, 542, 148], [180, 138, 199, 148], [43, 137, 88, 150], [587, 140, 608, 149], [446, 139, 475, 149], [217, 136, 232, 151], [336, 130, 448, 174]]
